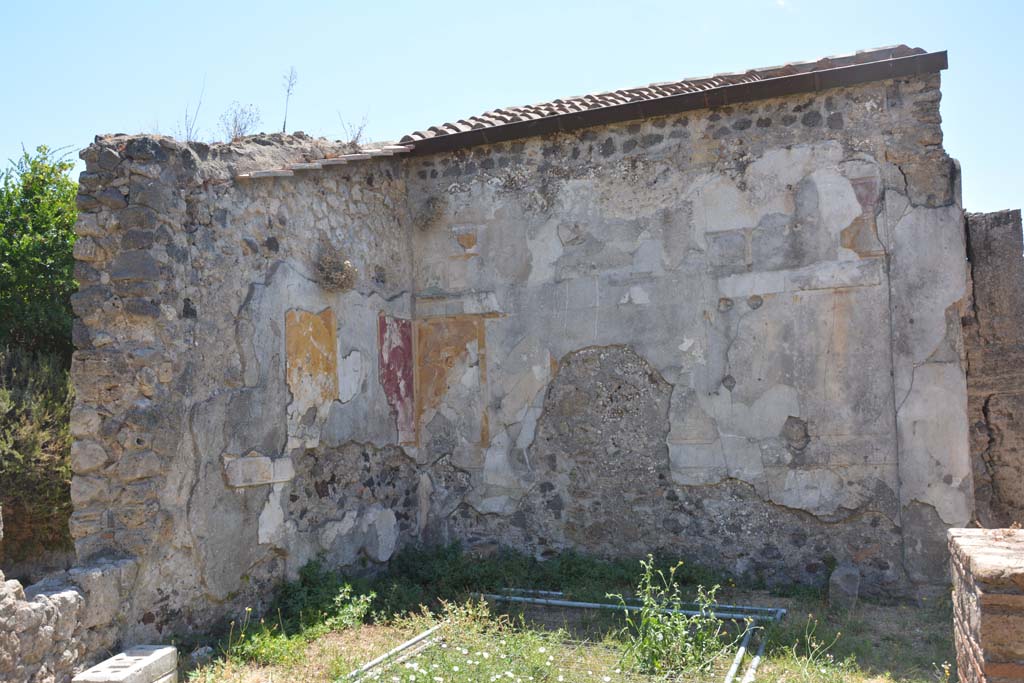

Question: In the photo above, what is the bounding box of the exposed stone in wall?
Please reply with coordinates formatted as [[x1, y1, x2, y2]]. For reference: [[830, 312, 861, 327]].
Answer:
[[949, 528, 1024, 683], [963, 210, 1024, 527], [408, 72, 968, 591], [62, 69, 971, 673], [0, 560, 136, 683], [70, 132, 414, 647], [529, 346, 674, 550], [286, 442, 425, 566], [441, 345, 905, 589]]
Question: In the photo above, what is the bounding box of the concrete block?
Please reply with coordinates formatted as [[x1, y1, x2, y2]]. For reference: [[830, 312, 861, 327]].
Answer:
[[72, 645, 176, 683]]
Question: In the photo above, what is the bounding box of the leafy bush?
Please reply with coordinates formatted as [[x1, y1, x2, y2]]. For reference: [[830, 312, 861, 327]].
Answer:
[[612, 555, 734, 675], [0, 348, 73, 564], [0, 146, 78, 359]]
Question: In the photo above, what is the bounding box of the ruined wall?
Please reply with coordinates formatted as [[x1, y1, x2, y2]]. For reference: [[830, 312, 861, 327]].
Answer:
[[949, 528, 1024, 683], [69, 133, 426, 645], [405, 72, 969, 592], [0, 560, 137, 682], [963, 210, 1024, 527], [61, 68, 970, 665]]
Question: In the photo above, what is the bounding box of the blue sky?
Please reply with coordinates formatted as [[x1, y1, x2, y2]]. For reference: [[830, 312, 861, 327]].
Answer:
[[2, 0, 1020, 212]]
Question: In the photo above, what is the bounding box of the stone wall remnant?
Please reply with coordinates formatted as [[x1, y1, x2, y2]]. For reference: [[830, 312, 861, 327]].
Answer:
[[32, 53, 991, 681], [949, 528, 1024, 683], [0, 560, 137, 683], [963, 210, 1024, 527]]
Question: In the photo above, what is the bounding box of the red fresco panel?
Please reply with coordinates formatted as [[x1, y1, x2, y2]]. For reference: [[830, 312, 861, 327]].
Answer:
[[378, 313, 415, 444]]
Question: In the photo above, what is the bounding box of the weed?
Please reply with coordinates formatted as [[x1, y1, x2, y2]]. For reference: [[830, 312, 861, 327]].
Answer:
[[223, 608, 305, 666], [763, 614, 858, 682], [611, 555, 734, 675], [272, 560, 374, 633], [212, 564, 375, 667], [218, 102, 261, 142]]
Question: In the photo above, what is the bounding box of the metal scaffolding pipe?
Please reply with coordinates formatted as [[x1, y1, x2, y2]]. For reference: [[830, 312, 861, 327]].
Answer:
[[487, 587, 786, 683], [723, 626, 754, 683], [480, 592, 778, 623], [347, 622, 445, 680], [740, 628, 769, 683], [498, 588, 785, 616]]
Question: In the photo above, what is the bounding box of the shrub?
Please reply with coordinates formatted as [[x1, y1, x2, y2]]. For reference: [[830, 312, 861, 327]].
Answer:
[[0, 146, 78, 360], [0, 348, 73, 565], [218, 102, 261, 142], [611, 555, 734, 675]]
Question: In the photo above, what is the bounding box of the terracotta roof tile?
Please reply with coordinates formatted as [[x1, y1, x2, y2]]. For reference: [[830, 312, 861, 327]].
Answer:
[[401, 45, 927, 146]]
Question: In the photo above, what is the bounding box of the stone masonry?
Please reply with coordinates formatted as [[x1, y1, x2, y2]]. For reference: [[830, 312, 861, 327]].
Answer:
[[0, 560, 138, 682], [949, 529, 1024, 683], [963, 210, 1024, 527], [6, 46, 1012, 680]]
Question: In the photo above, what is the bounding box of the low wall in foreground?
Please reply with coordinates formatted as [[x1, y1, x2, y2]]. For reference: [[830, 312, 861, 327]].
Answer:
[[949, 528, 1024, 683], [0, 561, 136, 682]]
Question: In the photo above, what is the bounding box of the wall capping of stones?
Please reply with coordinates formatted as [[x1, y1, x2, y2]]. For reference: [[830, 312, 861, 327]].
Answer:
[[949, 528, 1024, 683], [963, 209, 1024, 527], [0, 559, 137, 683]]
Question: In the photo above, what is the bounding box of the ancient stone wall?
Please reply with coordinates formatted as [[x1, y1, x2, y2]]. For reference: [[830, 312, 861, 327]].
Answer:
[[55, 68, 970, 670], [963, 210, 1024, 527], [0, 560, 137, 682], [949, 528, 1024, 683], [405, 71, 969, 591], [69, 133, 418, 644]]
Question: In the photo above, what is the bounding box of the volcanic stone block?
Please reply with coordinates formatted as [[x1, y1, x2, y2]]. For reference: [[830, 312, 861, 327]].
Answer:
[[828, 564, 861, 610]]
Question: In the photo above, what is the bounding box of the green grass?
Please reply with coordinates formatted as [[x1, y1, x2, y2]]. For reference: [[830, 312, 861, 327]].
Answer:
[[365, 601, 735, 683], [760, 592, 956, 682], [185, 545, 957, 683]]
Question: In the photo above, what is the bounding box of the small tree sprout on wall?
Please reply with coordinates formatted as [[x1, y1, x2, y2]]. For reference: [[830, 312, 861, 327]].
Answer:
[[316, 244, 358, 292]]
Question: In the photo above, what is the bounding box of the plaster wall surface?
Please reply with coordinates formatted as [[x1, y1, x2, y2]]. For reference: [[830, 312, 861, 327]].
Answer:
[[405, 72, 969, 590], [60, 69, 971, 663], [69, 134, 419, 644]]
